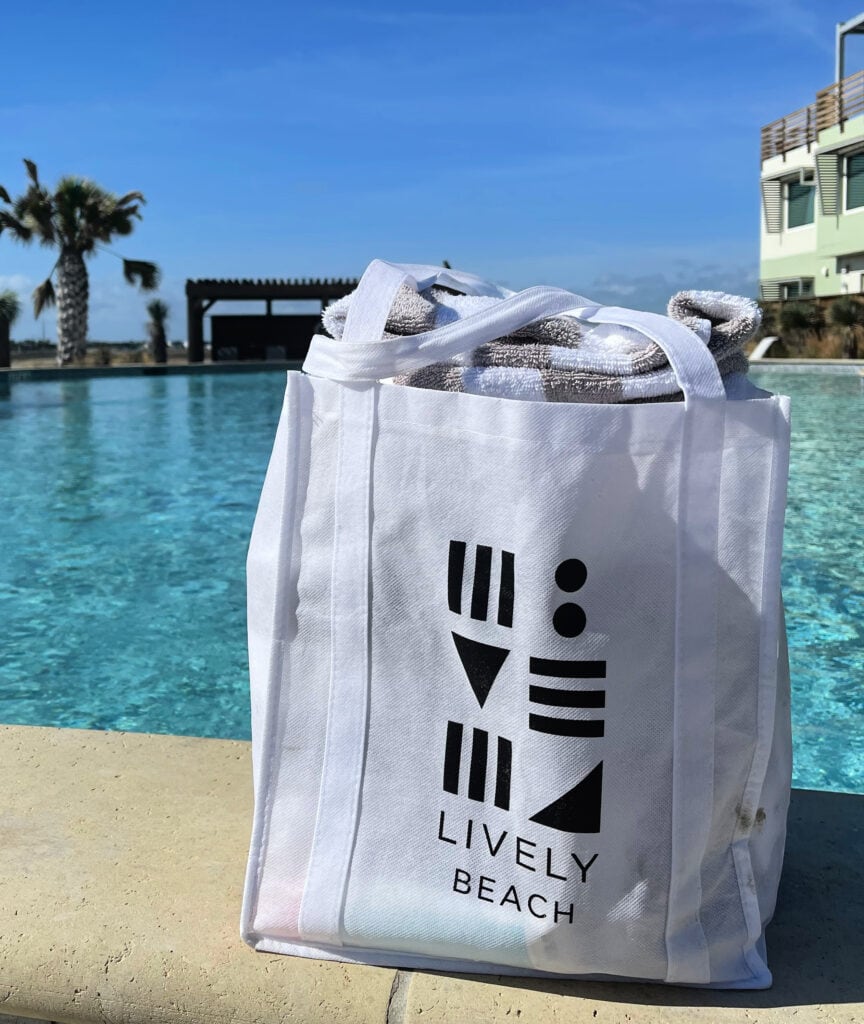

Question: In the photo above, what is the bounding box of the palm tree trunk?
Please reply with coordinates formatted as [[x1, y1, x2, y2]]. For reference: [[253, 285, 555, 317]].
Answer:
[[150, 324, 167, 363], [55, 249, 89, 365]]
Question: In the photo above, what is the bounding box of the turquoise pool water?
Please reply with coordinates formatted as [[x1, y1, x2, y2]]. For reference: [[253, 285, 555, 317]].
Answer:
[[0, 368, 861, 792]]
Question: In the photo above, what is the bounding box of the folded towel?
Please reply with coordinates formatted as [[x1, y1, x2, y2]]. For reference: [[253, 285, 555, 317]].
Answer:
[[321, 283, 760, 403]]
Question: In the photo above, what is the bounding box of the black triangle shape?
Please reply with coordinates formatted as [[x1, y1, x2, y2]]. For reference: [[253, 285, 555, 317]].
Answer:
[[529, 762, 603, 833], [451, 632, 510, 708]]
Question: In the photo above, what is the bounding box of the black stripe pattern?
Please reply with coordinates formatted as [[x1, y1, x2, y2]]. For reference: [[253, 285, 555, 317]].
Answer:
[[442, 721, 511, 810], [528, 659, 607, 737], [448, 540, 515, 628]]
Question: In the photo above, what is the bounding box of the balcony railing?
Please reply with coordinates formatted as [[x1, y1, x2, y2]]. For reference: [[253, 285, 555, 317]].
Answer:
[[760, 103, 817, 162], [761, 70, 864, 162], [816, 69, 864, 132]]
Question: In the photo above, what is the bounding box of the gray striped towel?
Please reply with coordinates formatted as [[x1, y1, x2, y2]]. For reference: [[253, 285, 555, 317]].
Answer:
[[321, 284, 760, 403]]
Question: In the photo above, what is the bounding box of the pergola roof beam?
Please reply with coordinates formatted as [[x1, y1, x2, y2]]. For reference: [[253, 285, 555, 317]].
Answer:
[[185, 278, 359, 301]]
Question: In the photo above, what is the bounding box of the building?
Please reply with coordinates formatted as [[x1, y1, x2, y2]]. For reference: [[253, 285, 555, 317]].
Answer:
[[759, 13, 864, 301], [184, 277, 358, 362]]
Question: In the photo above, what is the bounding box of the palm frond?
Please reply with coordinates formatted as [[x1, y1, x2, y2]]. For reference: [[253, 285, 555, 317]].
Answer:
[[3, 166, 154, 269], [123, 259, 161, 291], [116, 191, 146, 208], [0, 210, 33, 242], [28, 193, 56, 245], [0, 289, 21, 324], [829, 298, 863, 328], [32, 277, 56, 318], [146, 298, 169, 325], [99, 207, 138, 240], [10, 180, 58, 245], [54, 176, 99, 247], [779, 304, 810, 333], [23, 158, 39, 187]]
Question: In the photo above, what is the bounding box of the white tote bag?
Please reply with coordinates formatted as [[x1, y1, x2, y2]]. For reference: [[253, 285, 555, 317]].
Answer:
[[242, 260, 792, 989]]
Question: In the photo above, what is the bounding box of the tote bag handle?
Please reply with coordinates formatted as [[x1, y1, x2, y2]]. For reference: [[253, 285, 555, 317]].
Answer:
[[303, 260, 726, 404]]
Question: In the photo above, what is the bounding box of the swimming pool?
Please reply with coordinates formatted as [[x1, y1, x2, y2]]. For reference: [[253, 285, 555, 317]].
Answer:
[[1, 367, 861, 792]]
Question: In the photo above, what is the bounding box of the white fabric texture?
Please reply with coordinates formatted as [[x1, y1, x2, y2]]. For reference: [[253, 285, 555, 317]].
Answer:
[[242, 261, 792, 989]]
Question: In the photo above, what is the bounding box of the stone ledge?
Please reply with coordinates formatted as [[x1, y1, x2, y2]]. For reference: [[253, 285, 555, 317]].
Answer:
[[0, 725, 861, 1024]]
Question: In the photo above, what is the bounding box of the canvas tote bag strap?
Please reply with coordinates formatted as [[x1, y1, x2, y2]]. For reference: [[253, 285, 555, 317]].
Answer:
[[303, 259, 726, 404]]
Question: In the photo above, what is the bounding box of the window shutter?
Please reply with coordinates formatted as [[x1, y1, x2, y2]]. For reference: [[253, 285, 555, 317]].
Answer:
[[816, 153, 840, 215], [761, 180, 783, 233], [847, 153, 864, 210], [760, 281, 782, 301]]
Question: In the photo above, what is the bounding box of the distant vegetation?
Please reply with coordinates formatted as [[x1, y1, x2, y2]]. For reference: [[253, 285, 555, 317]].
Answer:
[[146, 299, 170, 364], [8, 338, 186, 369], [0, 289, 21, 366], [0, 159, 160, 366], [755, 297, 864, 358], [829, 298, 862, 359], [0, 289, 20, 324]]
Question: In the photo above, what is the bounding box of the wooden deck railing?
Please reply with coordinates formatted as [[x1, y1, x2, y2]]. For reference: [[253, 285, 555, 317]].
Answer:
[[761, 70, 864, 162], [816, 69, 864, 133], [760, 103, 817, 162]]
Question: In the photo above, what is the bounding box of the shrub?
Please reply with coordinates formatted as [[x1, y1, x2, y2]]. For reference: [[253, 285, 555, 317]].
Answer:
[[828, 298, 863, 359]]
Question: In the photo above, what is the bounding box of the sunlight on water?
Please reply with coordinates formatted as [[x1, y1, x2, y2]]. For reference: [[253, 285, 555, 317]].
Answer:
[[751, 369, 864, 794], [0, 373, 285, 741]]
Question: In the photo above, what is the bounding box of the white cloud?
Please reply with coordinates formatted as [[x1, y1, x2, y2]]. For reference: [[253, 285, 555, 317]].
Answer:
[[588, 263, 759, 313], [0, 273, 32, 292]]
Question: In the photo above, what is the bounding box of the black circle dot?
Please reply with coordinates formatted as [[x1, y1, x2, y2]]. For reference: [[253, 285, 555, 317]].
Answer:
[[553, 603, 586, 638], [555, 559, 587, 592]]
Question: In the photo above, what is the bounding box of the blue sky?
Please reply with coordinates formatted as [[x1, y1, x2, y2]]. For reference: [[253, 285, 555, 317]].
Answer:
[[1, 0, 862, 341]]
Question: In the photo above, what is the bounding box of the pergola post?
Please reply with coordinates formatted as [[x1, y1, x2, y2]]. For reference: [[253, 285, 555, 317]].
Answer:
[[0, 319, 10, 369], [187, 295, 204, 363]]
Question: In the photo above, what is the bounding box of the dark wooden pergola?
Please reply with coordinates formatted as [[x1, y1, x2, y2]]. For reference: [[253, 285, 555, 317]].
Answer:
[[185, 277, 358, 363]]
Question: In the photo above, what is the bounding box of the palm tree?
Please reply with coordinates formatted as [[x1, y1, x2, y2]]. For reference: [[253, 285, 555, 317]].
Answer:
[[146, 299, 170, 364], [0, 288, 21, 368], [756, 302, 776, 336], [829, 297, 863, 359], [0, 159, 160, 365], [779, 302, 811, 336], [806, 302, 825, 338]]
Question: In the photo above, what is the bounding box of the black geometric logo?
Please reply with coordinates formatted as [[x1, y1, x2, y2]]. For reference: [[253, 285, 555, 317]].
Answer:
[[452, 632, 510, 708], [524, 559, 605, 832], [442, 546, 606, 836], [527, 657, 606, 736], [442, 721, 512, 810], [551, 558, 588, 638], [529, 762, 603, 833], [448, 540, 514, 627]]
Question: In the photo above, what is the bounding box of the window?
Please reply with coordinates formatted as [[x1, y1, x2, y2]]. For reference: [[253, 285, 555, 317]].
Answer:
[[847, 152, 864, 211], [787, 181, 815, 227], [781, 279, 814, 299], [760, 279, 814, 301]]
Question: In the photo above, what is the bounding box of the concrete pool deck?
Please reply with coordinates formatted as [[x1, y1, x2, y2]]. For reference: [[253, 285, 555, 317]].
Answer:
[[0, 725, 861, 1024]]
